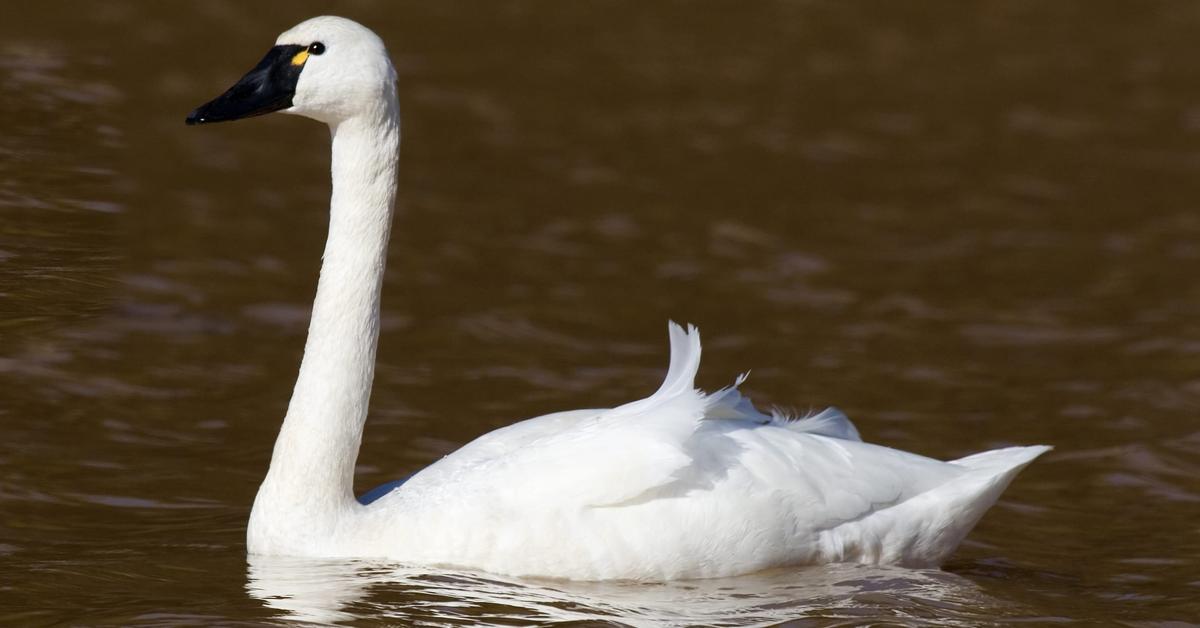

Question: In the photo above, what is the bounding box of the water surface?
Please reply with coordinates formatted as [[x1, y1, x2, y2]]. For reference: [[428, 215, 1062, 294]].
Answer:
[[2, 1, 1199, 625]]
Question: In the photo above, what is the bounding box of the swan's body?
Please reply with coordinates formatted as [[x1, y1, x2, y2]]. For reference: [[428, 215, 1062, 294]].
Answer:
[[188, 16, 1049, 581]]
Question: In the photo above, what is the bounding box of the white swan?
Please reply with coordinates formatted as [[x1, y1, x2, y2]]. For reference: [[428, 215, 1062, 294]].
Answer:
[[187, 16, 1050, 581]]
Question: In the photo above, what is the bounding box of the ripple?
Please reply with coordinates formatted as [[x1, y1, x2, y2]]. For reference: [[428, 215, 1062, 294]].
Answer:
[[246, 557, 1029, 626]]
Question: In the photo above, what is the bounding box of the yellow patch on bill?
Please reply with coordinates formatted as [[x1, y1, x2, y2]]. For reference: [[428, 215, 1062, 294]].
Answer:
[[290, 50, 309, 66]]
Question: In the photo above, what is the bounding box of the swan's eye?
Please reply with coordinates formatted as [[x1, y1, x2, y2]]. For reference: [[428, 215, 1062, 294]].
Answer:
[[309, 42, 326, 55]]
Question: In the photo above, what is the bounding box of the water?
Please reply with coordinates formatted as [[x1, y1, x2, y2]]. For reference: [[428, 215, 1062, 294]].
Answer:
[[3, 1, 1199, 624]]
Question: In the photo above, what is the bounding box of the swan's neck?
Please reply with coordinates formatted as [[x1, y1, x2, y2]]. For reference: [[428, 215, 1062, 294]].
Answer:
[[251, 101, 400, 539]]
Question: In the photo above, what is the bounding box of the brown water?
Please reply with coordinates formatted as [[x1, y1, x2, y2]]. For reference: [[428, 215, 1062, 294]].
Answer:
[[2, 1, 1199, 625]]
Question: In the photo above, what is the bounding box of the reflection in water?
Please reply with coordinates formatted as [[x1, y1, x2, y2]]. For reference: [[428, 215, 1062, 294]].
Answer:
[[247, 555, 1022, 626]]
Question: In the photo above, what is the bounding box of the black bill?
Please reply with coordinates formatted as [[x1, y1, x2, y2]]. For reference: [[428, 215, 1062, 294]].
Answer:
[[186, 44, 308, 125]]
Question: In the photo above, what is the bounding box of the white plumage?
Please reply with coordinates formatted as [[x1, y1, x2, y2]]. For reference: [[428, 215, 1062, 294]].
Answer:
[[351, 323, 1048, 579], [191, 16, 1049, 581]]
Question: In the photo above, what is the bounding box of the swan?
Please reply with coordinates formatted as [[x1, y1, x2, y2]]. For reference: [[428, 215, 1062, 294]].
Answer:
[[186, 16, 1050, 581]]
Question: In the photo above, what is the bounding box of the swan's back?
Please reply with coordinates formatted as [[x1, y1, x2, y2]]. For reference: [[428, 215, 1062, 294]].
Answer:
[[360, 324, 1048, 580]]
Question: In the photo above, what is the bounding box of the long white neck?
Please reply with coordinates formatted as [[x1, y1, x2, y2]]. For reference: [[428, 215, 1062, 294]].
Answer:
[[250, 94, 400, 546]]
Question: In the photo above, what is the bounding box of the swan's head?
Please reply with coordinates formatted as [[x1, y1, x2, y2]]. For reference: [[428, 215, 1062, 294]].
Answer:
[[186, 16, 396, 127]]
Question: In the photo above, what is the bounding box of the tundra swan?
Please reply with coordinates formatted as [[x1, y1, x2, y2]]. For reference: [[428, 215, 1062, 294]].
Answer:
[[186, 15, 1049, 581]]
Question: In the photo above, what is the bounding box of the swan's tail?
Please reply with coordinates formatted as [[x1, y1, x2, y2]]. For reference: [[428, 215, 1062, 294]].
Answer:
[[951, 445, 1053, 473], [899, 444, 1052, 566], [817, 444, 1051, 567]]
